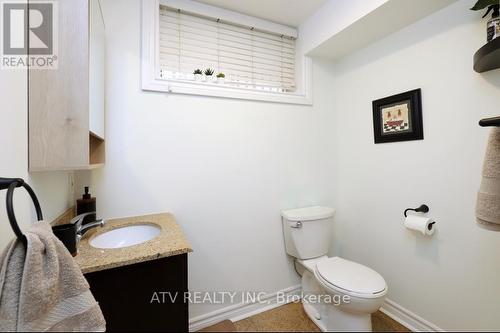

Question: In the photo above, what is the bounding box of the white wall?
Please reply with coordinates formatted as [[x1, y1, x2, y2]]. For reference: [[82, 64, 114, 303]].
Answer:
[[330, 0, 500, 330], [93, 0, 336, 318], [0, 69, 72, 250], [297, 0, 388, 55]]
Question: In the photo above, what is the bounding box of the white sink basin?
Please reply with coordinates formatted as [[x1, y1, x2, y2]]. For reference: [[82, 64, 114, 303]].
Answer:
[[90, 224, 161, 249]]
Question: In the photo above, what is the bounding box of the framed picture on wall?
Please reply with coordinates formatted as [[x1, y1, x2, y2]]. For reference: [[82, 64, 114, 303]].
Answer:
[[372, 89, 423, 144]]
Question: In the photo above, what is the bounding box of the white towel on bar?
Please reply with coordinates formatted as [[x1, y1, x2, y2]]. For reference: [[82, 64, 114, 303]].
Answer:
[[0, 221, 105, 331]]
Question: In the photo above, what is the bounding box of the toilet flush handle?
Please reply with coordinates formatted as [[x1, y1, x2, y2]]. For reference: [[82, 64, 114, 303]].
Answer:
[[291, 221, 302, 228]]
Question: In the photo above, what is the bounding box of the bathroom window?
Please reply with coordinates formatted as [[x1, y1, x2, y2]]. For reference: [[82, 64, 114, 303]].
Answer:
[[141, 0, 312, 105], [159, 6, 296, 93]]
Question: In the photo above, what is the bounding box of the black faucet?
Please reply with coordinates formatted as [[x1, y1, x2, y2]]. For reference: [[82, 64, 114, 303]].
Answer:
[[70, 212, 106, 243]]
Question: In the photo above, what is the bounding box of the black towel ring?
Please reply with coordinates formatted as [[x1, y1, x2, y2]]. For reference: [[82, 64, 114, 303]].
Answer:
[[0, 178, 43, 245]]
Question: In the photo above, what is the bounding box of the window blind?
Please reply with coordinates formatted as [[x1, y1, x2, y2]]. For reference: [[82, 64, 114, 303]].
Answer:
[[159, 5, 296, 92]]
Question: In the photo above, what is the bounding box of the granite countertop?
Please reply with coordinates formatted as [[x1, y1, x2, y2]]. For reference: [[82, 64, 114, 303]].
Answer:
[[75, 213, 192, 274]]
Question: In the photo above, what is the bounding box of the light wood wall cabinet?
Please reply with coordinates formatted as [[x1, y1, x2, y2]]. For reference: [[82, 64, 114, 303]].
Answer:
[[29, 0, 105, 172]]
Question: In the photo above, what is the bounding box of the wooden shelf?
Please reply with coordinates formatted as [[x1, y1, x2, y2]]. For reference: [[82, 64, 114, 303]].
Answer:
[[479, 116, 500, 127], [89, 133, 105, 165], [88, 163, 105, 170], [474, 38, 500, 73]]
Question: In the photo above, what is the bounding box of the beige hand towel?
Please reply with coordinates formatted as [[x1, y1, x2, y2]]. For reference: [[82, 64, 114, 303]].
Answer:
[[476, 128, 500, 230], [0, 221, 106, 331]]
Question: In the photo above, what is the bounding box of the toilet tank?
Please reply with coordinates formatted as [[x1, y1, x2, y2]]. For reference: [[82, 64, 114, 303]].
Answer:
[[281, 206, 335, 260]]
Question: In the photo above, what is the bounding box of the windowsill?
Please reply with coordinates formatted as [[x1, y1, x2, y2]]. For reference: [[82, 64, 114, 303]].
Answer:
[[142, 77, 313, 105]]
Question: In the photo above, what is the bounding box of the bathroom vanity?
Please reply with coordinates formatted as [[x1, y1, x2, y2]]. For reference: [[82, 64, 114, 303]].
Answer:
[[75, 213, 192, 332]]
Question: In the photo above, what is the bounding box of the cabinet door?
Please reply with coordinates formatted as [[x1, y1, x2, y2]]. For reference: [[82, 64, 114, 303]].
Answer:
[[29, 0, 89, 171], [85, 254, 189, 332], [89, 0, 105, 139]]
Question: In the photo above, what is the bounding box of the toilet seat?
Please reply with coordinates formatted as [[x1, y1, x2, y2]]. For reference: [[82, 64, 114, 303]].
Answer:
[[314, 257, 387, 299]]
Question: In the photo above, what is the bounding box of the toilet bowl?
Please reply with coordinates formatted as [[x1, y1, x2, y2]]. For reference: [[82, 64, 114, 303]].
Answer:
[[281, 206, 387, 331]]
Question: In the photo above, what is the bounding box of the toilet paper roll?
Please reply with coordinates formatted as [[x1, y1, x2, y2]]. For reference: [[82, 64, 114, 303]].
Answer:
[[404, 215, 435, 235]]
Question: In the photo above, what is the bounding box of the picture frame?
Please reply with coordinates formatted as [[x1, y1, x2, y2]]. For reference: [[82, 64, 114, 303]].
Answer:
[[372, 89, 423, 144]]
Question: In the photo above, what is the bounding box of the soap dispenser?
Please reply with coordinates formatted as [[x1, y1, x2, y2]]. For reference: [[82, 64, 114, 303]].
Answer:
[[76, 187, 96, 224]]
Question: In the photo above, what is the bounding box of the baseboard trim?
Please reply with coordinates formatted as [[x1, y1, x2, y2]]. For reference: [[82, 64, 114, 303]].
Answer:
[[189, 289, 444, 332], [189, 285, 301, 332], [380, 298, 444, 332]]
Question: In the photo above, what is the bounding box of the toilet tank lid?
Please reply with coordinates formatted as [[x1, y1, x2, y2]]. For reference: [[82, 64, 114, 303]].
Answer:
[[281, 206, 335, 221]]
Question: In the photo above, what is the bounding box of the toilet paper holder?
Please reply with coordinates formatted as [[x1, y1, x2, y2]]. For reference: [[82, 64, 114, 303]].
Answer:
[[403, 205, 436, 235], [404, 204, 430, 217]]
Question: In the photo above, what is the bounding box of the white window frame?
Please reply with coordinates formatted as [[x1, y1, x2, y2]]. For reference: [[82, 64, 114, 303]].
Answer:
[[141, 0, 313, 105]]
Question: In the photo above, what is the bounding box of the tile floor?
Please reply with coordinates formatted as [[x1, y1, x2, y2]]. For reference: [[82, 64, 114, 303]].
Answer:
[[233, 302, 410, 332]]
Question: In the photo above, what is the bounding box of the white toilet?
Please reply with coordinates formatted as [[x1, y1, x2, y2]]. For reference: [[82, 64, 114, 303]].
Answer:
[[281, 206, 387, 332]]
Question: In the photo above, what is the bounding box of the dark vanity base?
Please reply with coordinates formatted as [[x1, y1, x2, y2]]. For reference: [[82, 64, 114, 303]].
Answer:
[[85, 254, 188, 332]]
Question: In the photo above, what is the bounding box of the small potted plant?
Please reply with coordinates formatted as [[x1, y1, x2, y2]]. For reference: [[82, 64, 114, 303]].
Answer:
[[204, 68, 214, 82], [216, 72, 225, 84], [193, 69, 203, 81]]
